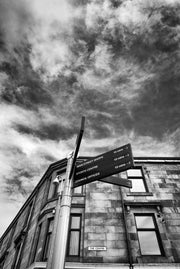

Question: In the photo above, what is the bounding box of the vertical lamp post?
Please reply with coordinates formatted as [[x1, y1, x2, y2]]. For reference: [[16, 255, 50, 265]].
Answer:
[[51, 117, 85, 269]]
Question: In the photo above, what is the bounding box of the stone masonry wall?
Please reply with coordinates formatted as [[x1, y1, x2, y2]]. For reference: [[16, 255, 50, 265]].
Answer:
[[123, 162, 180, 264], [84, 180, 128, 263]]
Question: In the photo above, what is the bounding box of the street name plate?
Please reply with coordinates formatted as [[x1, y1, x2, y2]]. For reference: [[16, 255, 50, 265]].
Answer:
[[88, 246, 107, 251], [74, 143, 134, 188]]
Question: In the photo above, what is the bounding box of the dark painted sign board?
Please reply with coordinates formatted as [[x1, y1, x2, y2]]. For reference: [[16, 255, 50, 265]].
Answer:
[[100, 176, 132, 188], [73, 143, 134, 188]]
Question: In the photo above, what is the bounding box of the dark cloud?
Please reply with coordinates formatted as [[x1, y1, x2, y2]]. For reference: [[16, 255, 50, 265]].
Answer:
[[43, 154, 57, 163], [88, 113, 112, 139], [15, 123, 77, 141], [0, 47, 54, 109], [131, 62, 180, 138], [5, 169, 34, 197], [161, 5, 180, 27]]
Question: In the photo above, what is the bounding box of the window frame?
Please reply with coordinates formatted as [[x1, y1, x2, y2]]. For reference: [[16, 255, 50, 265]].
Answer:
[[52, 183, 59, 198], [49, 172, 66, 199], [23, 201, 33, 230], [42, 218, 54, 261], [73, 185, 83, 195], [31, 223, 42, 263], [67, 214, 82, 257], [0, 250, 8, 269], [134, 213, 164, 256], [12, 240, 23, 269], [127, 167, 148, 193], [0, 257, 5, 269]]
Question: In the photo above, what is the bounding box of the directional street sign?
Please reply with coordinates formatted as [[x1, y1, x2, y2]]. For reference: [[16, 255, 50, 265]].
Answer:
[[73, 143, 134, 188]]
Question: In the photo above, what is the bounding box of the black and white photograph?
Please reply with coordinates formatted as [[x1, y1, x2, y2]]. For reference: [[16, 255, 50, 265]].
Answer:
[[0, 0, 180, 268]]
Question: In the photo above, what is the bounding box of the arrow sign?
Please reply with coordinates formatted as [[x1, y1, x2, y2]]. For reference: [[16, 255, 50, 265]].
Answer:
[[99, 176, 132, 188], [73, 143, 134, 188]]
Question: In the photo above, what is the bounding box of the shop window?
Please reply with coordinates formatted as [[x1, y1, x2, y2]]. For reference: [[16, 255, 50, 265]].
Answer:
[[135, 214, 163, 255], [127, 168, 147, 192], [42, 218, 54, 261], [67, 214, 81, 256]]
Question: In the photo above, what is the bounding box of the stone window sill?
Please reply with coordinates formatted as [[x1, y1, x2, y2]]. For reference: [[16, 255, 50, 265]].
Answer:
[[27, 262, 46, 269], [72, 194, 86, 197], [126, 192, 153, 196], [136, 255, 167, 263]]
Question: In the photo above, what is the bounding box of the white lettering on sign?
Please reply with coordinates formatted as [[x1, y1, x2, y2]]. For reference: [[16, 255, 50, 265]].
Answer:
[[88, 246, 107, 251], [87, 165, 98, 171], [87, 172, 100, 179], [93, 156, 104, 162], [76, 169, 87, 175], [115, 163, 126, 169], [113, 148, 124, 154], [76, 165, 98, 176], [114, 156, 124, 161], [77, 159, 94, 168], [77, 156, 104, 168]]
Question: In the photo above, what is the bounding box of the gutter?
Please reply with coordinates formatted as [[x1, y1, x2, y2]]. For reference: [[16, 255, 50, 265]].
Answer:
[[120, 186, 134, 269]]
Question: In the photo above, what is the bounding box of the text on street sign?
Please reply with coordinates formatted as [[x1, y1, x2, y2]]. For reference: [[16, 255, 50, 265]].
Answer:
[[73, 143, 134, 188]]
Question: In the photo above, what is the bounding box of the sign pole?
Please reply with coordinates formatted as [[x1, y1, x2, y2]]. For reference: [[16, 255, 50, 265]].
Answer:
[[51, 151, 74, 269], [51, 117, 85, 269]]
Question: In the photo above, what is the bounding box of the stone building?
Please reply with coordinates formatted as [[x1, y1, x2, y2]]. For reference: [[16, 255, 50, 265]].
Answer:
[[0, 156, 180, 269]]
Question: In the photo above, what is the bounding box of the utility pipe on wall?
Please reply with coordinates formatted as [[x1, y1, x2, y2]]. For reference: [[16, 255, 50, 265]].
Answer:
[[120, 186, 134, 269]]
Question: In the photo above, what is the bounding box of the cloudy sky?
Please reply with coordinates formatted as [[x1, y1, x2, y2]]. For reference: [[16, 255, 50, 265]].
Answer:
[[0, 0, 180, 236]]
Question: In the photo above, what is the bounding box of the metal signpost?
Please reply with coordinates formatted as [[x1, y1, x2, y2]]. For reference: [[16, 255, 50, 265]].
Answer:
[[51, 117, 85, 269], [73, 143, 134, 188]]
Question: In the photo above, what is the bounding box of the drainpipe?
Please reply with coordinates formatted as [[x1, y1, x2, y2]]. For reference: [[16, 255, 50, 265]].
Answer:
[[119, 186, 134, 269]]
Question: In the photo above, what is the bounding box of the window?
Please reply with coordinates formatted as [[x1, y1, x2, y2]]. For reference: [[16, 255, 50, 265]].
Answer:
[[32, 223, 42, 262], [127, 168, 147, 192], [67, 214, 81, 256], [135, 214, 163, 255], [12, 242, 23, 269], [0, 252, 7, 269], [48, 173, 65, 199], [73, 186, 83, 195], [52, 183, 59, 198], [23, 201, 33, 230], [12, 229, 26, 269], [0, 258, 5, 269], [42, 218, 54, 261]]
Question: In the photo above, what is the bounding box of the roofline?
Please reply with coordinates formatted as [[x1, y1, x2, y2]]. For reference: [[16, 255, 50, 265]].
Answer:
[[134, 157, 180, 164], [1, 155, 180, 241]]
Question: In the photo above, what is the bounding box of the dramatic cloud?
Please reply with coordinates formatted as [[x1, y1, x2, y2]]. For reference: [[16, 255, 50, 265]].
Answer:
[[0, 0, 180, 235]]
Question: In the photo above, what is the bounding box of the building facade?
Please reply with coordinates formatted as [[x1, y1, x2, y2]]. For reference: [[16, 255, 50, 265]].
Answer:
[[0, 157, 180, 269]]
